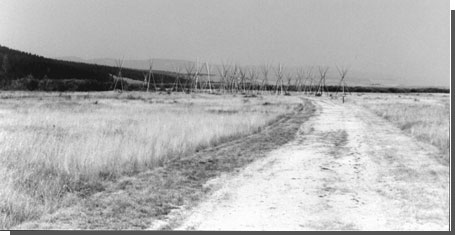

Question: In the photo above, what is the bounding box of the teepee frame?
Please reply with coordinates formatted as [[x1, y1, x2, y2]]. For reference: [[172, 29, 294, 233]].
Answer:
[[335, 65, 351, 97], [315, 66, 329, 96], [260, 63, 271, 94], [274, 63, 285, 95], [113, 58, 125, 92], [303, 67, 314, 95]]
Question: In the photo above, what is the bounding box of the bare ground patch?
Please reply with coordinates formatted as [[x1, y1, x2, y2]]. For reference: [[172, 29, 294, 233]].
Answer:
[[172, 98, 448, 231]]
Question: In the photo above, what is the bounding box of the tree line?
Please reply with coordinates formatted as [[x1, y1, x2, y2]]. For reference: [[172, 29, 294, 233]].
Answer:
[[0, 45, 177, 91]]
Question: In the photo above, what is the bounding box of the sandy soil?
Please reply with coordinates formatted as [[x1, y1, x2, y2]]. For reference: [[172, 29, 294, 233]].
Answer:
[[172, 98, 450, 231]]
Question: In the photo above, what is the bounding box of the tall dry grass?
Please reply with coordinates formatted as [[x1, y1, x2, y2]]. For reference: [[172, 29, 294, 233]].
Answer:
[[0, 91, 302, 228], [352, 93, 449, 163]]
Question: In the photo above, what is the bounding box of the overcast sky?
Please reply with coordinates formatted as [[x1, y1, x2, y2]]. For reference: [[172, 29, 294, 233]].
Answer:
[[0, 0, 450, 87]]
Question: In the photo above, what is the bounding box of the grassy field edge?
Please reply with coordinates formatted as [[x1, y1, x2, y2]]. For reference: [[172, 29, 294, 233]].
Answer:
[[350, 93, 450, 165], [13, 98, 316, 230]]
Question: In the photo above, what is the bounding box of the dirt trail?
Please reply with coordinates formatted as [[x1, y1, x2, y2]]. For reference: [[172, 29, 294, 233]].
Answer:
[[173, 98, 449, 231]]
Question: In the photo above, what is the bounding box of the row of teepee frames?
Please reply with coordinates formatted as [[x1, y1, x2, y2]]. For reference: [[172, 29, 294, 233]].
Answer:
[[113, 58, 350, 96]]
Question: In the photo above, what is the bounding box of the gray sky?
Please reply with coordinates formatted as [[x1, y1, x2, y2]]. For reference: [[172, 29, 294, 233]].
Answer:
[[0, 0, 450, 87]]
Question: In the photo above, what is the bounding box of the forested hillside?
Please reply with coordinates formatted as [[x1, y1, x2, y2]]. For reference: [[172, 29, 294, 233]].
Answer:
[[0, 45, 177, 91]]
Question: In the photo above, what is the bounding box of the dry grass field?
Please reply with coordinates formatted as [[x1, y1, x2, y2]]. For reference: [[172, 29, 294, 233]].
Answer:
[[0, 91, 449, 230], [0, 91, 304, 229], [350, 93, 450, 164]]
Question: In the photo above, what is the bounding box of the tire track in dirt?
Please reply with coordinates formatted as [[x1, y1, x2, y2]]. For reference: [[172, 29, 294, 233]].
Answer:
[[172, 98, 449, 231]]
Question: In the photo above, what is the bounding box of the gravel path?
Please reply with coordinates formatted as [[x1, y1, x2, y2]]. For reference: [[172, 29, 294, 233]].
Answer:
[[174, 98, 449, 231]]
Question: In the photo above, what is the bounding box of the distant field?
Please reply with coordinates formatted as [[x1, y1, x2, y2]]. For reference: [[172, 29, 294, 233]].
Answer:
[[350, 93, 450, 164], [0, 91, 303, 228]]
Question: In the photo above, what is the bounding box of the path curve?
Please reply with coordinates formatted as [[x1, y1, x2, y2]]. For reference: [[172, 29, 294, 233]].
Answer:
[[174, 98, 449, 231]]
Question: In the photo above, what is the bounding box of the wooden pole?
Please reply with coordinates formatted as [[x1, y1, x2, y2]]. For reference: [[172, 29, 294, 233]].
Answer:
[[206, 62, 212, 93]]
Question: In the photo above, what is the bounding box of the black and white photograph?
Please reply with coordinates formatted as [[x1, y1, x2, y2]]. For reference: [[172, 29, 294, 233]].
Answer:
[[0, 0, 451, 231]]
